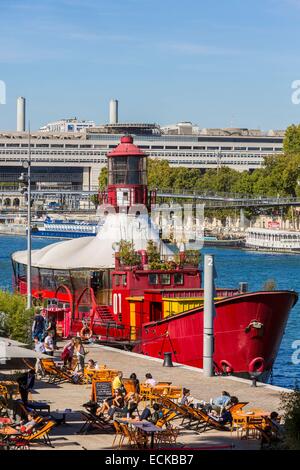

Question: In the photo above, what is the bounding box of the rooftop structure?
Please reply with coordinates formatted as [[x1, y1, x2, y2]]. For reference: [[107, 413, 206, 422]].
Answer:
[[40, 118, 96, 133]]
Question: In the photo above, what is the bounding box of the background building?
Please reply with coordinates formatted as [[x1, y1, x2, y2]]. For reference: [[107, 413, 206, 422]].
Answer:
[[39, 118, 96, 133]]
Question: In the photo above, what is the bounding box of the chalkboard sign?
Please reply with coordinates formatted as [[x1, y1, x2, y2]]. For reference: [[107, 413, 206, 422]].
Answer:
[[92, 381, 112, 403]]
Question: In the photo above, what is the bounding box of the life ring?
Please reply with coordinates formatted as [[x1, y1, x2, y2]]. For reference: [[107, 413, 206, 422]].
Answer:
[[80, 326, 92, 341], [219, 360, 234, 374], [249, 357, 265, 374]]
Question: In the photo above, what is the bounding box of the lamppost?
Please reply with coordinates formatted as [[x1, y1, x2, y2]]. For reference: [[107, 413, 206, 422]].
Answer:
[[19, 131, 32, 309]]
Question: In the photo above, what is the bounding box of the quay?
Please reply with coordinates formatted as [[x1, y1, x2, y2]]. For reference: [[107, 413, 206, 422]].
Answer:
[[23, 343, 288, 451]]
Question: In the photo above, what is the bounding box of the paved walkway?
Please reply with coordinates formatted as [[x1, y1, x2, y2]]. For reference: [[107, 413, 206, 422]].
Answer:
[[26, 343, 288, 450]]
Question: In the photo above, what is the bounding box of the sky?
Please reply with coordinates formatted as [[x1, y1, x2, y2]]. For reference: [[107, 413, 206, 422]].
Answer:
[[1, 0, 300, 131]]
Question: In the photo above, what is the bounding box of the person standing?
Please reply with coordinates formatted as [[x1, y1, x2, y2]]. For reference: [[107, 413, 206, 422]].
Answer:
[[32, 309, 45, 342], [33, 336, 45, 376], [74, 337, 86, 373], [61, 338, 75, 367], [46, 315, 57, 348], [44, 331, 54, 356], [17, 369, 35, 406]]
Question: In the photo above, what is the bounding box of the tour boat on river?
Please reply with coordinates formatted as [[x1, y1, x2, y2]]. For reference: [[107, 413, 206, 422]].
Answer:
[[11, 136, 298, 381], [245, 227, 300, 253], [32, 216, 100, 239]]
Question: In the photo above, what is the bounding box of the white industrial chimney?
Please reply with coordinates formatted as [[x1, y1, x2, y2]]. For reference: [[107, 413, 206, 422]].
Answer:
[[109, 99, 118, 124], [17, 96, 26, 132]]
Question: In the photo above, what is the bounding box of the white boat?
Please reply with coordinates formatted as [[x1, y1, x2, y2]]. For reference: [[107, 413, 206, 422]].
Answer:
[[32, 216, 100, 239], [245, 227, 300, 253]]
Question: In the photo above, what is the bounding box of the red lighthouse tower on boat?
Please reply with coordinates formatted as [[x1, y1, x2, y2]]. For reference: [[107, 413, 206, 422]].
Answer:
[[106, 135, 148, 211]]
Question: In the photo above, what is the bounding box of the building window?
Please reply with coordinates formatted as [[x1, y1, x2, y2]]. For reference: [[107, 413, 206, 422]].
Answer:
[[148, 273, 159, 285], [174, 273, 184, 285], [160, 274, 171, 285]]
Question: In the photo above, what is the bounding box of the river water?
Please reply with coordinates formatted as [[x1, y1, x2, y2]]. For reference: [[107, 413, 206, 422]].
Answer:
[[0, 235, 299, 389]]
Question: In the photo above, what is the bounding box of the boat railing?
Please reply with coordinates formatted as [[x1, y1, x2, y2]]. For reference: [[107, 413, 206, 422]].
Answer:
[[161, 288, 238, 299]]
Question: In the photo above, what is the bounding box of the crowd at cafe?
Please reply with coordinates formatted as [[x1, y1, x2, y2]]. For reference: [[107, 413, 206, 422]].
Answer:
[[0, 313, 285, 450]]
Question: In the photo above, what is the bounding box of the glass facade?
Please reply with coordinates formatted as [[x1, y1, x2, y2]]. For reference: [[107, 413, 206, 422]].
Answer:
[[108, 156, 147, 185], [14, 263, 111, 303]]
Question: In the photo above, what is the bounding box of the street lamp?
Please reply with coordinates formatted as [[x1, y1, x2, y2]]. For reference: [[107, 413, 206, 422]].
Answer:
[[19, 132, 32, 309]]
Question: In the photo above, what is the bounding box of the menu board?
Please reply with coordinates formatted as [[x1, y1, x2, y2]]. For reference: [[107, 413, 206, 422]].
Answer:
[[92, 381, 112, 403]]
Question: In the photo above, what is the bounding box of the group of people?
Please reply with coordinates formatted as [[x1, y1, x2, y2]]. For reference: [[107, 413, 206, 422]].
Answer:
[[61, 337, 87, 373], [84, 371, 163, 422], [32, 309, 57, 356]]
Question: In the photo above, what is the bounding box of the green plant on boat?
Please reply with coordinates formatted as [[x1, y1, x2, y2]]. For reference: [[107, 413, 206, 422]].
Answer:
[[184, 249, 200, 267], [118, 240, 141, 267], [263, 279, 277, 291]]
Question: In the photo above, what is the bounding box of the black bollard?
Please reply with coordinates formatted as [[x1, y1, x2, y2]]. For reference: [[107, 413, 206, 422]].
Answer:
[[250, 371, 261, 387], [163, 352, 173, 367]]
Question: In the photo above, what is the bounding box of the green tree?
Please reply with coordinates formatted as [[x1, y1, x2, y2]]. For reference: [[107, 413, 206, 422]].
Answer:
[[98, 167, 108, 191], [283, 124, 300, 155], [280, 389, 300, 449], [0, 290, 34, 343]]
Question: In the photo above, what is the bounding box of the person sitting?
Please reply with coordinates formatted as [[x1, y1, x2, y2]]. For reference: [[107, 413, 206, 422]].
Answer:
[[179, 388, 193, 406], [139, 403, 163, 423], [129, 373, 140, 393], [144, 373, 156, 387], [228, 396, 239, 407], [211, 391, 231, 413], [112, 371, 125, 393], [140, 406, 152, 421], [149, 403, 163, 424], [107, 389, 125, 419], [269, 411, 285, 439], [16, 412, 37, 434], [121, 392, 140, 418], [86, 359, 98, 371]]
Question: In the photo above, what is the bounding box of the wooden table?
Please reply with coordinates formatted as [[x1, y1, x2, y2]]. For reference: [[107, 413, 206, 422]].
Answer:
[[0, 381, 19, 399], [117, 417, 163, 449], [233, 409, 270, 439]]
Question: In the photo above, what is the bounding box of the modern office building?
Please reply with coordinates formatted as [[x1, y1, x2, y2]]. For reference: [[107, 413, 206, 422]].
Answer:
[[0, 122, 284, 191]]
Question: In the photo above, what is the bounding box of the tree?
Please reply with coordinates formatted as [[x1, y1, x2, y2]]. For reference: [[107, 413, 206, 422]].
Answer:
[[280, 389, 300, 449], [283, 124, 300, 155], [98, 167, 108, 191], [0, 290, 34, 343]]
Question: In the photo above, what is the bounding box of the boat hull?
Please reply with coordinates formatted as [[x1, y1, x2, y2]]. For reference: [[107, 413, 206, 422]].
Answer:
[[134, 290, 298, 379]]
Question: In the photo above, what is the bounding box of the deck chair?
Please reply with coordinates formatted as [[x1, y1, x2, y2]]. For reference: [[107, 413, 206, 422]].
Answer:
[[155, 396, 196, 427], [10, 420, 56, 449], [78, 410, 114, 434], [229, 402, 249, 414], [183, 406, 230, 432], [156, 411, 178, 428]]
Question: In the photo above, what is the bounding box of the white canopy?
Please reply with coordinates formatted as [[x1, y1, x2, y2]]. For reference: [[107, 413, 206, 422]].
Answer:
[[12, 213, 174, 270]]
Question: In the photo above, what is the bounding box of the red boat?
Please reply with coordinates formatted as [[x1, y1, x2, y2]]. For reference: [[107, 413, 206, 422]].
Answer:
[[12, 135, 298, 381]]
